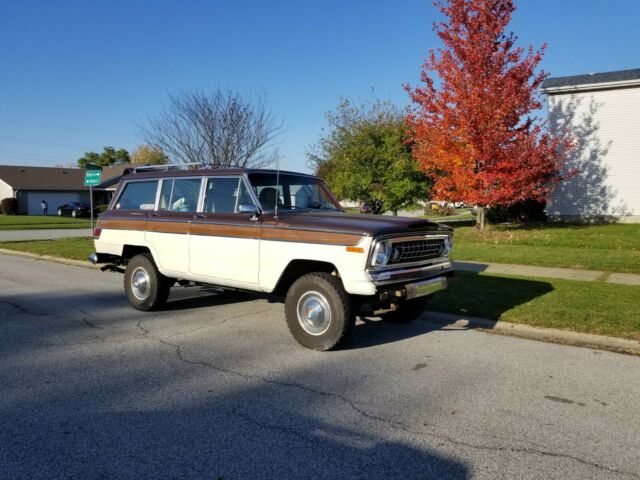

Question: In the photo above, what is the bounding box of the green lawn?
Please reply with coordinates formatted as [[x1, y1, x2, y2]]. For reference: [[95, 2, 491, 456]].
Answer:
[[452, 223, 640, 274], [0, 215, 91, 230], [0, 237, 94, 261], [430, 271, 640, 340]]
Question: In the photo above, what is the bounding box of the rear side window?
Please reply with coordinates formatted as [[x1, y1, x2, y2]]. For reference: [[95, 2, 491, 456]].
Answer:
[[114, 181, 158, 210], [203, 177, 255, 213], [159, 178, 202, 212]]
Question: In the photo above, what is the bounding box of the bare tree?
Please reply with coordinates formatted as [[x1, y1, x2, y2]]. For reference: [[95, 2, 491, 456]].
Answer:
[[141, 89, 283, 168]]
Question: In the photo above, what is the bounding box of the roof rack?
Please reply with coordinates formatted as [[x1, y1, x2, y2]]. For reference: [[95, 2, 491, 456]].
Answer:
[[131, 162, 211, 173]]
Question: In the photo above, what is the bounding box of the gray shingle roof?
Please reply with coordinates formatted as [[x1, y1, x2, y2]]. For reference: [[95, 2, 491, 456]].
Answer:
[[0, 164, 134, 191], [0, 165, 89, 191], [542, 68, 640, 90]]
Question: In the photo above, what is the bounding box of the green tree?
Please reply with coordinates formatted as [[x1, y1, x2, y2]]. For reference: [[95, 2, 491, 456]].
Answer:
[[77, 146, 130, 168], [130, 145, 168, 165], [308, 99, 430, 215]]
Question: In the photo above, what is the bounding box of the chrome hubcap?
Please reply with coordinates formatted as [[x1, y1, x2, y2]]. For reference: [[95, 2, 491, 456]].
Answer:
[[131, 267, 150, 300], [297, 291, 331, 335]]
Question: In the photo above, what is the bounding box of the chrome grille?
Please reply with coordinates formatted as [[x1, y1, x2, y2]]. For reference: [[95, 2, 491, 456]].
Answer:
[[387, 238, 445, 265]]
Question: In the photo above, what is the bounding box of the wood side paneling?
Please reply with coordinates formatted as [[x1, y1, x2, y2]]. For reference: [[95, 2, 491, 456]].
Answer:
[[98, 218, 363, 245]]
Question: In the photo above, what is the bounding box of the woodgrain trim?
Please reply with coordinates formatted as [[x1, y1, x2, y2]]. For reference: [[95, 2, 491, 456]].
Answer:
[[98, 219, 148, 231], [98, 218, 363, 245], [261, 227, 362, 246], [147, 221, 191, 234], [191, 223, 260, 239]]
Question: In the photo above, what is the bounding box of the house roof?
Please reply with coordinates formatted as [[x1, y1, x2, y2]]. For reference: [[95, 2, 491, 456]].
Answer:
[[0, 165, 89, 191], [542, 68, 640, 94], [0, 164, 134, 191]]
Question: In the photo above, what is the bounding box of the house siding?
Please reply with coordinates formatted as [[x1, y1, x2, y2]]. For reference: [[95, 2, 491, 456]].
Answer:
[[0, 178, 13, 201], [547, 86, 640, 222]]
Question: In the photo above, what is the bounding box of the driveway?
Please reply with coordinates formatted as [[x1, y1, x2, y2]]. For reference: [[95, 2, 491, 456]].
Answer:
[[1, 253, 639, 479], [0, 228, 92, 241]]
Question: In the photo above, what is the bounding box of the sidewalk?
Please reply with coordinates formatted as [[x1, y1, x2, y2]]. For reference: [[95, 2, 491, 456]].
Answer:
[[454, 260, 640, 286], [0, 228, 92, 242]]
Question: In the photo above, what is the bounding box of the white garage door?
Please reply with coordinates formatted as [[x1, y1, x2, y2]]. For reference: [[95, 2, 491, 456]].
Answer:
[[24, 191, 89, 215]]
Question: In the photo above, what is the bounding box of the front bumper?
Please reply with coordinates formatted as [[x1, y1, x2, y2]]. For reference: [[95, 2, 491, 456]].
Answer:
[[368, 259, 453, 285], [405, 276, 448, 300]]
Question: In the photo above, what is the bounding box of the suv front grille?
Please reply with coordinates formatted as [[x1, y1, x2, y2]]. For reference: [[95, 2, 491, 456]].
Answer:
[[387, 238, 445, 265]]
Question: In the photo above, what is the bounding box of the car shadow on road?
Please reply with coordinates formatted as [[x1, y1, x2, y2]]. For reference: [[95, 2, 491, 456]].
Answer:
[[343, 271, 554, 350], [162, 287, 259, 311]]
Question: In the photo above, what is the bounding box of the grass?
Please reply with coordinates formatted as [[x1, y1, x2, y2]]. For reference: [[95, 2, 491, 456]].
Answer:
[[430, 271, 640, 340], [451, 223, 640, 274], [0, 215, 91, 230], [0, 237, 94, 261]]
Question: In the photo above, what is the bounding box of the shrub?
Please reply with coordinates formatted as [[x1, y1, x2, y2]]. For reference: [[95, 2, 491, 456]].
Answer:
[[486, 200, 546, 224], [0, 198, 18, 215], [96, 204, 109, 214]]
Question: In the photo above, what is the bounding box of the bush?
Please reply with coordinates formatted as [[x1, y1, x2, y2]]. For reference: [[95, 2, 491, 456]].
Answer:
[[486, 200, 546, 224], [0, 198, 18, 215], [96, 204, 109, 214]]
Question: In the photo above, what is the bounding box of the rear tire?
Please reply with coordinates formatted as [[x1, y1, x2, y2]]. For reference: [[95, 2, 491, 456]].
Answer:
[[57, 209, 62, 216], [71, 210, 77, 218], [285, 272, 354, 351], [381, 297, 430, 324], [124, 254, 171, 311]]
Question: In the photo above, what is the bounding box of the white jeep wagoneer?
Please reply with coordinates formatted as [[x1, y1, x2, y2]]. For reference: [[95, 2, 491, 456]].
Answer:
[[90, 167, 453, 350]]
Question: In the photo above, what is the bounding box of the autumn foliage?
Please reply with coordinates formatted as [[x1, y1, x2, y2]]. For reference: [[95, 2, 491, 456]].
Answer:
[[406, 0, 572, 220]]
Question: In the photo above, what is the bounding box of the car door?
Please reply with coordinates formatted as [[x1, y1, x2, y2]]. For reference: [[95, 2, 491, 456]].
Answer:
[[189, 176, 260, 286], [146, 176, 203, 275]]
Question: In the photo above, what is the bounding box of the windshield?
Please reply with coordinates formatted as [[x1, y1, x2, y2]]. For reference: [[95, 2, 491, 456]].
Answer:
[[248, 173, 342, 212]]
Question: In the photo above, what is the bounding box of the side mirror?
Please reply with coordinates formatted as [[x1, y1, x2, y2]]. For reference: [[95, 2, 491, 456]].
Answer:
[[238, 204, 260, 216]]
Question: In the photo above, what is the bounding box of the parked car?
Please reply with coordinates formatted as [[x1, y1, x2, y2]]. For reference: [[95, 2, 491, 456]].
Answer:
[[89, 167, 454, 350], [56, 202, 98, 218]]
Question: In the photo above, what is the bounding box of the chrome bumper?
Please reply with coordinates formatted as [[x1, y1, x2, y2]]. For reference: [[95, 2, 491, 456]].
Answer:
[[368, 260, 453, 285], [405, 277, 448, 300]]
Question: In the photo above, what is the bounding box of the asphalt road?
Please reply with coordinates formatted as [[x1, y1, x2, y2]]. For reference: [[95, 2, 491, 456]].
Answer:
[[1, 253, 639, 480]]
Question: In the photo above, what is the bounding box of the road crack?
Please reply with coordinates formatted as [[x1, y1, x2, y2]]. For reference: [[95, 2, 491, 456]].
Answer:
[[134, 319, 639, 479]]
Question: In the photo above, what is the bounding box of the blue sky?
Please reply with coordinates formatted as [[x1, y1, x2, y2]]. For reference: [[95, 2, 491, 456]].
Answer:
[[1, 0, 639, 172]]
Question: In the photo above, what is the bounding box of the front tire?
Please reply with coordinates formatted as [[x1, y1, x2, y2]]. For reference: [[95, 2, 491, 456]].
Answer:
[[57, 209, 62, 216], [71, 210, 77, 218], [124, 254, 171, 311], [285, 272, 354, 351]]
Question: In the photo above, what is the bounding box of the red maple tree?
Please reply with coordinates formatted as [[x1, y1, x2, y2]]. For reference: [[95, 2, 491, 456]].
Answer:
[[406, 0, 572, 228]]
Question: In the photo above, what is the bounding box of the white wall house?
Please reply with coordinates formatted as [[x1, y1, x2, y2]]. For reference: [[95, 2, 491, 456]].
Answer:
[[542, 68, 640, 223]]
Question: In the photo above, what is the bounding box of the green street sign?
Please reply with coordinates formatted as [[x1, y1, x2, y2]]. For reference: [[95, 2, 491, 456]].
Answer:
[[84, 169, 102, 186]]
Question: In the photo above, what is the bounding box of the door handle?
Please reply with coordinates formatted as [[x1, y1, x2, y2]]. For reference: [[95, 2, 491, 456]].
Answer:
[[194, 214, 206, 219]]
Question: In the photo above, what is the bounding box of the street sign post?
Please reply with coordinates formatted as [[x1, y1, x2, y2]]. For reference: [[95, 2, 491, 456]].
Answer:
[[83, 166, 102, 234]]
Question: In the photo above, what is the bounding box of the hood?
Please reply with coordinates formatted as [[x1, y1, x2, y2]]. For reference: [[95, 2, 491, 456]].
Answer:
[[272, 211, 452, 237]]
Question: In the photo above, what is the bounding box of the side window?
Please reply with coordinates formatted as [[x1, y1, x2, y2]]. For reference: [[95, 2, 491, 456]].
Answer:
[[203, 177, 255, 213], [158, 178, 201, 212], [114, 181, 158, 210]]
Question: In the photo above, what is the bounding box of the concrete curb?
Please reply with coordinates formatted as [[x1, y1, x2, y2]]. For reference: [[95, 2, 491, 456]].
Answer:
[[424, 310, 640, 357], [0, 248, 99, 270]]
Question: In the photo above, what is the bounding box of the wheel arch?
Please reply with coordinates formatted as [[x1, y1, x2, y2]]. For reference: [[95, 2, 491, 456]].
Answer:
[[122, 244, 154, 263], [272, 259, 340, 297]]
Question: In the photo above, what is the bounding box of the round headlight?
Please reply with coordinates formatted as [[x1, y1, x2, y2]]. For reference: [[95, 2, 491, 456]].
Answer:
[[373, 241, 390, 266]]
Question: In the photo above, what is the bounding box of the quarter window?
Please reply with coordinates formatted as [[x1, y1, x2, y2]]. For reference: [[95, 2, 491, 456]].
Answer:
[[203, 177, 255, 213], [114, 181, 158, 210], [158, 178, 202, 212]]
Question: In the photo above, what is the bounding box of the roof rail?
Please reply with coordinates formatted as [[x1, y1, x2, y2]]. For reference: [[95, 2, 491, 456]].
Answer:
[[131, 162, 210, 173]]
